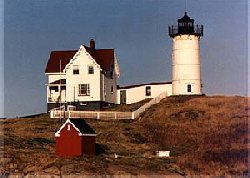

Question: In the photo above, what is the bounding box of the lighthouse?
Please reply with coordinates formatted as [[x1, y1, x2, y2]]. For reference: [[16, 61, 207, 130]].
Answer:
[[169, 12, 204, 95]]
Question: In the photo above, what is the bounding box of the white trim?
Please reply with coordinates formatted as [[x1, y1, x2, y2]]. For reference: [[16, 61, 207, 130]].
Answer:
[[63, 45, 102, 73], [45, 73, 66, 75], [63, 46, 83, 73], [47, 84, 66, 86], [114, 52, 120, 77], [55, 118, 85, 137], [79, 133, 96, 137], [84, 47, 102, 71]]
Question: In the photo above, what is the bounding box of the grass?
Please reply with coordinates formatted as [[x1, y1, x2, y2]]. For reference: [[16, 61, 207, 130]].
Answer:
[[101, 98, 152, 111], [135, 95, 248, 175], [2, 95, 249, 176]]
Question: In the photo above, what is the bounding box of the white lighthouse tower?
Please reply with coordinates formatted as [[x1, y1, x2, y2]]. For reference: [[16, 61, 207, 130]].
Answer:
[[169, 12, 204, 95]]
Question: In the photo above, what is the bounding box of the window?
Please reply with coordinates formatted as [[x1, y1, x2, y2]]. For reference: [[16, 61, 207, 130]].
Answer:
[[146, 86, 151, 96], [187, 84, 192, 92], [67, 124, 71, 131], [73, 65, 79, 75], [78, 84, 90, 96], [88, 65, 94, 74], [111, 85, 114, 94]]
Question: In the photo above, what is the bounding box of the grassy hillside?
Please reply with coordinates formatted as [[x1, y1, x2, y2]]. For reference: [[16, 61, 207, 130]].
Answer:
[[133, 95, 248, 175], [1, 95, 249, 176]]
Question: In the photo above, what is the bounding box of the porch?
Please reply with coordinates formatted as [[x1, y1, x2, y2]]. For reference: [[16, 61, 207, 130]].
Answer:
[[47, 79, 66, 103]]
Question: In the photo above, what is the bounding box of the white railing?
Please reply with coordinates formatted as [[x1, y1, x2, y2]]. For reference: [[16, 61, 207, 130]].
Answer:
[[132, 92, 168, 119], [50, 92, 168, 120], [50, 110, 132, 120]]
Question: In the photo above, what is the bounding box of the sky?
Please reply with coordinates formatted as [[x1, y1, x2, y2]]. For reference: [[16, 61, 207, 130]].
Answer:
[[2, 0, 248, 118]]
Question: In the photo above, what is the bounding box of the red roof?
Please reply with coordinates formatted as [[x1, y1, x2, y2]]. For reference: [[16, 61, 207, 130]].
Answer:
[[84, 46, 114, 71], [45, 46, 114, 73], [118, 81, 172, 89]]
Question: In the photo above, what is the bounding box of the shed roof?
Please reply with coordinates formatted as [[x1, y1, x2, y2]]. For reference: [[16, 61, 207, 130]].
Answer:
[[55, 118, 96, 137], [69, 119, 95, 135]]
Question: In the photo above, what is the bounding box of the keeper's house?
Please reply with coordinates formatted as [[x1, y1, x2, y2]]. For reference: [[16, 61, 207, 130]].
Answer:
[[45, 39, 120, 111], [45, 39, 172, 111]]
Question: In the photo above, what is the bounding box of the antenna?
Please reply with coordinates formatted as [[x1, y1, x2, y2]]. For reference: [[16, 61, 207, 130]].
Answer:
[[59, 59, 62, 123], [185, 0, 187, 12]]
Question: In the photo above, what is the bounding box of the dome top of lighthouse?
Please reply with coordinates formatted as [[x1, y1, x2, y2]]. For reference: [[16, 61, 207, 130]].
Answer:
[[178, 12, 194, 22]]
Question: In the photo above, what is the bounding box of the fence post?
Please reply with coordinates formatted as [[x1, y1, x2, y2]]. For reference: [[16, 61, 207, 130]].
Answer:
[[97, 112, 100, 119], [132, 112, 135, 119], [68, 111, 71, 118], [115, 112, 117, 119]]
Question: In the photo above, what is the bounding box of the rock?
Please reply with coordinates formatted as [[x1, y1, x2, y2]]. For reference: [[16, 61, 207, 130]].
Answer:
[[24, 165, 38, 173], [9, 163, 17, 169], [43, 166, 60, 175]]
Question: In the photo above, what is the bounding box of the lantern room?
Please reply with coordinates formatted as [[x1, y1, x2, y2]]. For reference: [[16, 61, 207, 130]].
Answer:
[[168, 12, 203, 38]]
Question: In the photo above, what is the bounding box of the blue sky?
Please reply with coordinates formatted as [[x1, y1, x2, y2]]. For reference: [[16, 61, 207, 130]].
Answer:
[[2, 0, 248, 118]]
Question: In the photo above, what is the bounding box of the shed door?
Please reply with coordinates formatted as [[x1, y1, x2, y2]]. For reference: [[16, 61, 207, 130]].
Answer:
[[120, 90, 126, 104]]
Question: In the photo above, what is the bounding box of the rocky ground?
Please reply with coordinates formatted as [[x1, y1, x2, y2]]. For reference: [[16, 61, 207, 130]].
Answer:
[[1, 95, 249, 177]]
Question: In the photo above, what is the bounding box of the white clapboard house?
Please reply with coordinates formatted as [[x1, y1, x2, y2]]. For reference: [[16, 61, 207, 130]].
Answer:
[[45, 39, 120, 111], [45, 39, 173, 111]]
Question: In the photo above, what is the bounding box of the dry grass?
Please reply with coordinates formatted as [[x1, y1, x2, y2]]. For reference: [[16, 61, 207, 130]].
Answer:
[[135, 95, 249, 175], [101, 98, 152, 111], [2, 95, 249, 176]]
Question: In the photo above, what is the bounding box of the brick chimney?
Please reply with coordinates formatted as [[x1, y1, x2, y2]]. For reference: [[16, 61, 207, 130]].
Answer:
[[90, 39, 95, 50]]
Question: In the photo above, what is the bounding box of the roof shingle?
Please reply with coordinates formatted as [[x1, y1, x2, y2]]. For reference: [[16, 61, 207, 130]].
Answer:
[[45, 44, 114, 73], [45, 50, 77, 73], [69, 119, 95, 134]]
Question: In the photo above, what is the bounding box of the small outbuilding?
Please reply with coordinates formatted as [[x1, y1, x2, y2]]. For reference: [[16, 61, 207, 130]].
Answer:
[[55, 118, 96, 157]]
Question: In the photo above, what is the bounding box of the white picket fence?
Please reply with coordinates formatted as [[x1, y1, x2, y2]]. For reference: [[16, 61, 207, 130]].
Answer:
[[50, 110, 132, 120], [50, 92, 168, 120]]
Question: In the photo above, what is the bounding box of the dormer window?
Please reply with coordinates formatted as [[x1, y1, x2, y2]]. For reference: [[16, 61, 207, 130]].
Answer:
[[88, 65, 94, 74], [73, 65, 79, 75]]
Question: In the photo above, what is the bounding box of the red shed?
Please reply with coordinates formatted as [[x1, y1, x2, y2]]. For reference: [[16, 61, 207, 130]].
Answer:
[[55, 118, 96, 157]]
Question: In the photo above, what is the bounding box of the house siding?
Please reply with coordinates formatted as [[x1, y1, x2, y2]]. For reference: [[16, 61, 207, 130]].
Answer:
[[65, 47, 101, 103], [82, 136, 95, 155], [102, 72, 118, 104], [118, 84, 172, 104]]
